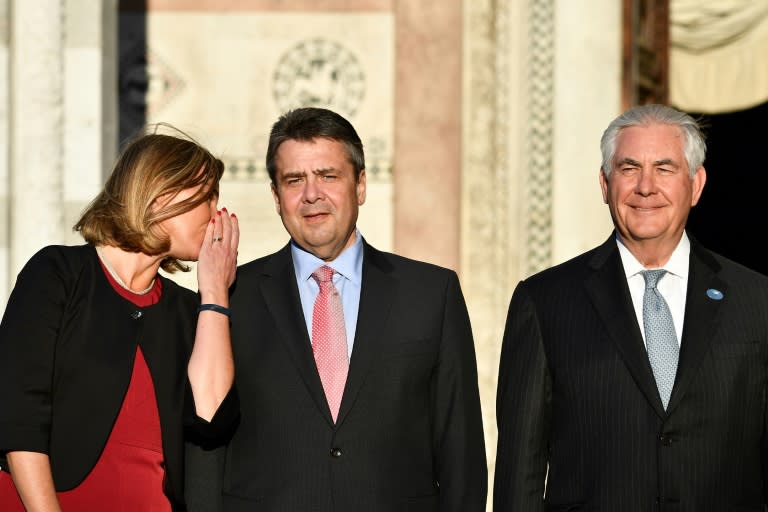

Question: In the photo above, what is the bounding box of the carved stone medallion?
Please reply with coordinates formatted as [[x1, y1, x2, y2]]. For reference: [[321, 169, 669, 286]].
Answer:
[[273, 38, 366, 117]]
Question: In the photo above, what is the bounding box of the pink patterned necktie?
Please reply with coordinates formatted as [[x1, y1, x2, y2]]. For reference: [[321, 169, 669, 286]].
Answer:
[[311, 265, 349, 423]]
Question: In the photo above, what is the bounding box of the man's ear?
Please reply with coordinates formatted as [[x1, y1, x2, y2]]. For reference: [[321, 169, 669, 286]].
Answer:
[[599, 169, 609, 204], [690, 166, 706, 206], [271, 183, 281, 215], [357, 169, 367, 206]]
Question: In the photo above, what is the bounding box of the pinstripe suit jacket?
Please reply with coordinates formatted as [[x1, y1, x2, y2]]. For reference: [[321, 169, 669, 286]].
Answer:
[[186, 240, 487, 512], [494, 233, 768, 512]]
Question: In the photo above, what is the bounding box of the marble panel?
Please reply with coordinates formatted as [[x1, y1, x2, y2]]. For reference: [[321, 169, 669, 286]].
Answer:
[[139, 10, 394, 271]]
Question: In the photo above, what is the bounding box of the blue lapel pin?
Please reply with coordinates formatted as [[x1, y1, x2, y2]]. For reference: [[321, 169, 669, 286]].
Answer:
[[706, 288, 724, 301]]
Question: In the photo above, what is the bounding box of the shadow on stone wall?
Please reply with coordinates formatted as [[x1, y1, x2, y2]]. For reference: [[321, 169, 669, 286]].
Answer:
[[118, 0, 148, 150]]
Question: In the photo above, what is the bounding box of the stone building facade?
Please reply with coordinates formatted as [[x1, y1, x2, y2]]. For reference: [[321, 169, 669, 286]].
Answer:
[[0, 0, 622, 503]]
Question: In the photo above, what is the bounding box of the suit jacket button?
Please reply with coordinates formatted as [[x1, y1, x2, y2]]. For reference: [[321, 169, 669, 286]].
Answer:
[[659, 435, 673, 446], [131, 310, 142, 320], [330, 448, 342, 458]]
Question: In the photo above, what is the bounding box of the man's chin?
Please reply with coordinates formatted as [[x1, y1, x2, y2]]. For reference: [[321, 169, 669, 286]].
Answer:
[[623, 219, 667, 238], [294, 236, 333, 255], [625, 229, 676, 244]]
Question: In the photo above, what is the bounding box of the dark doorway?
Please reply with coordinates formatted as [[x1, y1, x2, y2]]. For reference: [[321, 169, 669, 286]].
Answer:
[[686, 101, 768, 276], [118, 1, 148, 149]]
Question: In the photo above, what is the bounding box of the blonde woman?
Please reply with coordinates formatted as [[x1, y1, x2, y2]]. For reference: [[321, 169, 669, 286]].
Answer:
[[0, 128, 239, 511]]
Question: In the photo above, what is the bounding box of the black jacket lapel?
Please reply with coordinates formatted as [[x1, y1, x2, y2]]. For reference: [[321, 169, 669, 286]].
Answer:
[[335, 241, 396, 426], [665, 238, 724, 414], [585, 236, 666, 418], [260, 245, 333, 424]]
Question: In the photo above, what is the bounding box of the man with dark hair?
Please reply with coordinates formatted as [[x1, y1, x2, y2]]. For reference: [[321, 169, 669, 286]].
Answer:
[[188, 107, 487, 512], [494, 104, 768, 511]]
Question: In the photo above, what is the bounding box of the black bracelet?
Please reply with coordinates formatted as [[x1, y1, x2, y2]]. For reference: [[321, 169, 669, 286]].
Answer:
[[197, 303, 231, 318]]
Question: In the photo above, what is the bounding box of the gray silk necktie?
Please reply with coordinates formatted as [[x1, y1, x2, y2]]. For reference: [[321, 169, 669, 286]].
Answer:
[[641, 269, 679, 410]]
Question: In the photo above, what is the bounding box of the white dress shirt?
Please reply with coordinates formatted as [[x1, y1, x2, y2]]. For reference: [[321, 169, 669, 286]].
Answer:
[[616, 232, 690, 347]]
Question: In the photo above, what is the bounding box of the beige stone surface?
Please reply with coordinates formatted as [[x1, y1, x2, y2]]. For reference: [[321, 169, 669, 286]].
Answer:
[[463, 0, 623, 504], [551, 0, 618, 264], [144, 11, 395, 269], [393, 0, 462, 272], [140, 0, 391, 10], [10, 1, 65, 279], [0, 4, 628, 507], [0, 0, 8, 306]]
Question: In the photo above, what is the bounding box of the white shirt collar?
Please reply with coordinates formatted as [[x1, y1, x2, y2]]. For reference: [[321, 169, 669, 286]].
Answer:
[[617, 231, 690, 279]]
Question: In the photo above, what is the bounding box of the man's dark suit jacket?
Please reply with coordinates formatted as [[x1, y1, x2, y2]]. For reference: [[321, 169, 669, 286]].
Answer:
[[187, 240, 487, 512], [494, 233, 768, 512]]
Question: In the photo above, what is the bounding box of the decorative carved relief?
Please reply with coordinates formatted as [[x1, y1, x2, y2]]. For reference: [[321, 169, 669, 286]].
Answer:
[[463, 0, 528, 492], [146, 49, 185, 116], [273, 38, 366, 117], [524, 0, 555, 276], [222, 156, 390, 183]]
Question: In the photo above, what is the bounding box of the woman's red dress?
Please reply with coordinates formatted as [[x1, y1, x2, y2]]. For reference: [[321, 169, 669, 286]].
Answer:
[[0, 265, 172, 511]]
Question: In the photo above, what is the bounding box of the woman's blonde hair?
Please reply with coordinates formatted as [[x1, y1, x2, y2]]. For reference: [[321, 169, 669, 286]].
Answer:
[[74, 125, 224, 272]]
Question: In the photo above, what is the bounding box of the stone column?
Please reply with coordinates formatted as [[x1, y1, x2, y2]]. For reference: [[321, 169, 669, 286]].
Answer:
[[550, 0, 618, 263], [463, 0, 532, 503], [393, 0, 463, 271], [10, 0, 65, 280], [0, 0, 10, 306], [62, 0, 118, 246], [4, 0, 116, 305], [462, 0, 622, 502]]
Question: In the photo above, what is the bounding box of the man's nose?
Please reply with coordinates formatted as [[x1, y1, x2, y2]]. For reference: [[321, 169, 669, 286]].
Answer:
[[302, 177, 323, 202], [635, 168, 655, 195]]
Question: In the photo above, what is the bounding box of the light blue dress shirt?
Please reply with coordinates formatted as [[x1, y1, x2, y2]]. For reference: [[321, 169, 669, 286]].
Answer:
[[291, 230, 363, 358]]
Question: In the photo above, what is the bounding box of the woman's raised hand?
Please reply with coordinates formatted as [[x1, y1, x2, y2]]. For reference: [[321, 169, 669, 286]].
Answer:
[[197, 208, 239, 304]]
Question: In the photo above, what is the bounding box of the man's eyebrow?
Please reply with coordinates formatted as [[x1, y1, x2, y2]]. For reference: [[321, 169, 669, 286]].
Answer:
[[615, 157, 680, 167], [653, 158, 679, 167], [616, 158, 641, 167], [280, 170, 305, 179], [278, 168, 339, 181]]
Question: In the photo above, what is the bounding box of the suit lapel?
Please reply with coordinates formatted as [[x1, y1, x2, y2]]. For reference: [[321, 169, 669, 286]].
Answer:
[[260, 245, 332, 424], [665, 239, 724, 414], [585, 236, 666, 418], [335, 242, 396, 426]]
